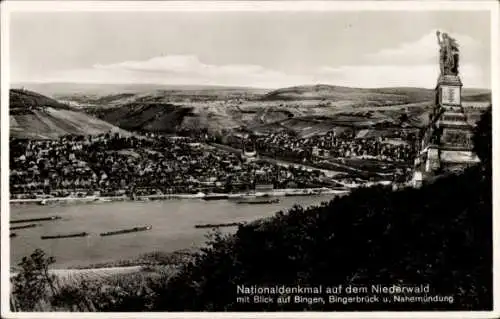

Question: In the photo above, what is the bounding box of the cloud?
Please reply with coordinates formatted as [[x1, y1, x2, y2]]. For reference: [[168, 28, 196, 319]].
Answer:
[[316, 63, 486, 88], [91, 55, 311, 88], [95, 55, 274, 77], [364, 30, 484, 66], [33, 31, 489, 89], [41, 55, 309, 88]]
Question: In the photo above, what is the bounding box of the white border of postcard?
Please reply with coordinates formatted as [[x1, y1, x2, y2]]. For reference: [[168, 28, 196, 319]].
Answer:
[[1, 1, 499, 318]]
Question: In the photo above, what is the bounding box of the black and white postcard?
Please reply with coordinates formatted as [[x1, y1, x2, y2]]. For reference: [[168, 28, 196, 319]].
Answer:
[[1, 1, 498, 318]]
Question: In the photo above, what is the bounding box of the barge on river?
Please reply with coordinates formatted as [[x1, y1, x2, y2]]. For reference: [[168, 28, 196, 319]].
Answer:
[[11, 216, 61, 224], [234, 196, 280, 204], [10, 223, 38, 230], [194, 222, 244, 229], [203, 194, 229, 201], [100, 225, 152, 237], [41, 232, 89, 240]]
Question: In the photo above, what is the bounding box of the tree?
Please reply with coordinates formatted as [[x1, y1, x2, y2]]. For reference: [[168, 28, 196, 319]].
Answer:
[[473, 107, 492, 170], [11, 249, 56, 311], [399, 113, 409, 123]]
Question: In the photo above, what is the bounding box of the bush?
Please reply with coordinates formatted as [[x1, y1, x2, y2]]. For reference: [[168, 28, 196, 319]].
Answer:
[[473, 107, 492, 172]]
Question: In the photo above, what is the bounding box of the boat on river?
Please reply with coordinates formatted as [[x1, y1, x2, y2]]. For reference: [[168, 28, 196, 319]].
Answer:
[[10, 223, 38, 230], [203, 194, 229, 201], [11, 216, 62, 224], [100, 225, 152, 237], [194, 222, 244, 229], [41, 232, 89, 240], [234, 196, 280, 204]]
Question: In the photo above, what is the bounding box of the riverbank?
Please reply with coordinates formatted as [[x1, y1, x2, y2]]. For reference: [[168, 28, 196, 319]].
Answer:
[[10, 187, 350, 205]]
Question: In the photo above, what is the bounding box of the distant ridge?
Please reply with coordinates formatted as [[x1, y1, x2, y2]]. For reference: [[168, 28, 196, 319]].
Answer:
[[14, 82, 491, 102], [10, 84, 490, 138], [262, 84, 491, 103]]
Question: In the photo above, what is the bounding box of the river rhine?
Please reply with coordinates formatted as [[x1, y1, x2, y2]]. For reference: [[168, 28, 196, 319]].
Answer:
[[10, 195, 336, 268]]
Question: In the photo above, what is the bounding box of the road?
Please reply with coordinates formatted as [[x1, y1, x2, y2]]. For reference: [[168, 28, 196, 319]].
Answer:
[[205, 143, 396, 189]]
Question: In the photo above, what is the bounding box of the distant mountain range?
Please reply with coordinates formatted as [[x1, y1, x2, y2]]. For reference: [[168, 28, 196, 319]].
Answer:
[[15, 82, 490, 103]]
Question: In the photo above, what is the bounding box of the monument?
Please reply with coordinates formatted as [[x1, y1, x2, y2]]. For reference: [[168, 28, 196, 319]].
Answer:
[[412, 31, 480, 186]]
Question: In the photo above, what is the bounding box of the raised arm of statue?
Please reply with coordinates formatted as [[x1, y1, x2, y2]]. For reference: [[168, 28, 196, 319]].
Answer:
[[449, 37, 459, 52], [436, 31, 446, 75], [442, 33, 450, 49]]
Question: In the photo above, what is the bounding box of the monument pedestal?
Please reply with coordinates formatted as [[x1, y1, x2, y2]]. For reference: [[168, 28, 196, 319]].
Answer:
[[411, 31, 480, 186], [421, 74, 479, 175]]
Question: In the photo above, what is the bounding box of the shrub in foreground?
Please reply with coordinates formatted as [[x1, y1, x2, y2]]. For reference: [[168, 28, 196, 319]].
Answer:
[[151, 164, 491, 311]]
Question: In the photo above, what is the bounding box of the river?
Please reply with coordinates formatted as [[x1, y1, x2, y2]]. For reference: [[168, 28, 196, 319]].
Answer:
[[10, 195, 337, 268]]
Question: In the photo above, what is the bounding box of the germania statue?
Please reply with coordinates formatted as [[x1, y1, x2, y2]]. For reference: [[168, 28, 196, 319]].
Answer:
[[436, 30, 460, 76]]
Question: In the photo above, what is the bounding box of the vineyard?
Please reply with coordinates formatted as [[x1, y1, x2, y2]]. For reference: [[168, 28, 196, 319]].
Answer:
[[51, 266, 143, 289]]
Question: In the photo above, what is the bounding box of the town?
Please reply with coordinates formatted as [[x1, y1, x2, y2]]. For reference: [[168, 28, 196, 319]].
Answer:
[[10, 127, 418, 201]]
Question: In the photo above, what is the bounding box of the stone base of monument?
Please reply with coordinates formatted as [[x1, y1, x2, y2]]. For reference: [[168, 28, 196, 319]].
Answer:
[[440, 149, 479, 163], [440, 150, 480, 174], [422, 144, 479, 173], [418, 69, 480, 176], [424, 146, 441, 173], [411, 170, 423, 188], [410, 32, 484, 187]]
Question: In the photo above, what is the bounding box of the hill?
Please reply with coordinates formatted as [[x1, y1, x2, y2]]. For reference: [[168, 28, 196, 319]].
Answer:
[[17, 83, 490, 137], [262, 84, 489, 104], [93, 102, 195, 133], [10, 89, 71, 111], [462, 92, 492, 102], [9, 89, 129, 139]]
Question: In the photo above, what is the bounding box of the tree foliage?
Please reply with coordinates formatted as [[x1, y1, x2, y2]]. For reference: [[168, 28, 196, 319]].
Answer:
[[152, 165, 491, 310], [11, 249, 56, 311], [473, 107, 492, 170]]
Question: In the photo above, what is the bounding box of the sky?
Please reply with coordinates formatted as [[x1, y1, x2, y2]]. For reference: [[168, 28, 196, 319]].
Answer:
[[9, 10, 492, 89]]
